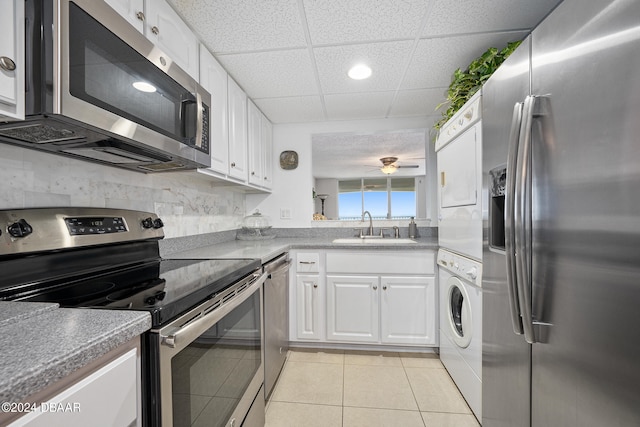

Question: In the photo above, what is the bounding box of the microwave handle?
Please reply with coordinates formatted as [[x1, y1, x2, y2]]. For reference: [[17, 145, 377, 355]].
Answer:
[[180, 96, 201, 148], [196, 91, 203, 149]]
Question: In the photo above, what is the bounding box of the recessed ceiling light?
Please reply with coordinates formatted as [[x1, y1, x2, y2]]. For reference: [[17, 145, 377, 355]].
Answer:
[[132, 81, 157, 93], [348, 64, 372, 80]]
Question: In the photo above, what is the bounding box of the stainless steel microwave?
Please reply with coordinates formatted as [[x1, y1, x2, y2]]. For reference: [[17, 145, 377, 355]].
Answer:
[[0, 0, 211, 172]]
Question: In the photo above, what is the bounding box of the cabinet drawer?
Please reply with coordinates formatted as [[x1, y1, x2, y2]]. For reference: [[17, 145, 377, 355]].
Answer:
[[326, 251, 434, 275], [296, 253, 320, 273]]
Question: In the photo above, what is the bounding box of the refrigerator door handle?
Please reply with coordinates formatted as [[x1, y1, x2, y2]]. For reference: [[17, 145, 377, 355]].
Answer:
[[505, 101, 524, 335], [514, 95, 537, 344]]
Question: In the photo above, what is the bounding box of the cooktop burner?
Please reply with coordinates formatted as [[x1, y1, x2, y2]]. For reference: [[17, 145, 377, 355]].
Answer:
[[1, 257, 261, 327]]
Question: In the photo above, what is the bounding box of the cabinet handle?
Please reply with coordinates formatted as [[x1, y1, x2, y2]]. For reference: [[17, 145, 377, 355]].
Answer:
[[136, 11, 145, 21], [264, 176, 268, 180], [313, 283, 318, 288], [299, 261, 316, 265], [373, 285, 378, 290], [231, 162, 236, 168], [383, 285, 387, 290], [251, 171, 256, 175], [151, 26, 159, 35], [0, 56, 16, 72]]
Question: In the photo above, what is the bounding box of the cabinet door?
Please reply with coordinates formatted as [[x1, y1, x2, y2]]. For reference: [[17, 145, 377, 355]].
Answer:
[[296, 275, 321, 340], [145, 0, 198, 79], [0, 0, 24, 120], [199, 46, 229, 174], [380, 276, 436, 345], [10, 349, 138, 427], [247, 100, 263, 186], [227, 78, 248, 182], [103, 0, 145, 32], [437, 125, 478, 208], [262, 115, 273, 189], [326, 275, 379, 343]]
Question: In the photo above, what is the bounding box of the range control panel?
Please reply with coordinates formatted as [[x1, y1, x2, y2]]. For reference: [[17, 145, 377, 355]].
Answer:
[[65, 217, 128, 235], [0, 208, 164, 256]]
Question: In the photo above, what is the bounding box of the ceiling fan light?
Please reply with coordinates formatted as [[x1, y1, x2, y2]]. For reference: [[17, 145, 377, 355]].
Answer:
[[348, 64, 372, 80], [381, 164, 397, 174]]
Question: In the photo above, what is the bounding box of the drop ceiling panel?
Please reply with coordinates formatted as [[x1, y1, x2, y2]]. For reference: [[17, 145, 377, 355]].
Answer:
[[166, 0, 563, 127], [390, 88, 448, 118], [324, 92, 395, 121], [303, 0, 429, 45], [217, 49, 318, 98], [314, 41, 415, 94], [401, 31, 529, 90], [254, 96, 325, 124], [167, 0, 306, 53], [424, 0, 563, 36]]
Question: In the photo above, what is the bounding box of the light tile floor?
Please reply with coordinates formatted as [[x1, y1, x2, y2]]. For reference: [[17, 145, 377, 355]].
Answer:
[[266, 349, 480, 427]]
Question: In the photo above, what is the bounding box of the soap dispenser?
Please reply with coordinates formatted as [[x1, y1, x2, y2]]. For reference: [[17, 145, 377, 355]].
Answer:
[[408, 217, 417, 238]]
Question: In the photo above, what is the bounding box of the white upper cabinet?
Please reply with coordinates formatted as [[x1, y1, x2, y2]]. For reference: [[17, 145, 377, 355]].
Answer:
[[199, 46, 229, 175], [144, 0, 199, 79], [105, 0, 198, 79], [227, 77, 248, 182], [262, 117, 273, 189], [0, 0, 25, 120], [103, 0, 144, 32], [247, 100, 264, 186], [248, 101, 273, 189]]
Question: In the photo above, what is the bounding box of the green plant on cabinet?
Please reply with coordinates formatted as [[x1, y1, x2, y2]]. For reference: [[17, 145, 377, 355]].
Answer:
[[433, 41, 522, 132]]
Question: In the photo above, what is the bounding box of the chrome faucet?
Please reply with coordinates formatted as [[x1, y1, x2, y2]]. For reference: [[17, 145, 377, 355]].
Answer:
[[362, 210, 374, 236]]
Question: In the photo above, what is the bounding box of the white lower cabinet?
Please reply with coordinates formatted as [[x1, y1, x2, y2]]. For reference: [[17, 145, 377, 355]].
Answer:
[[291, 249, 437, 348], [295, 274, 322, 340], [326, 274, 435, 345], [327, 275, 379, 343], [9, 345, 139, 427], [380, 276, 436, 345]]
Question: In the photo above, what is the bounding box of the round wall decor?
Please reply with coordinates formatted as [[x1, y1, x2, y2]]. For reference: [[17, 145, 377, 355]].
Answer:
[[279, 150, 299, 170]]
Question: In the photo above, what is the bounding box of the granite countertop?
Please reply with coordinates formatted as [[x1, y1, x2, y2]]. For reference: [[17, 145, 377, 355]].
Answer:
[[164, 236, 439, 263], [0, 301, 59, 329], [0, 305, 151, 403]]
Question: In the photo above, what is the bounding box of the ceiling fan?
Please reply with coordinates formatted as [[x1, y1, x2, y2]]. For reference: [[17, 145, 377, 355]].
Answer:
[[378, 157, 419, 175]]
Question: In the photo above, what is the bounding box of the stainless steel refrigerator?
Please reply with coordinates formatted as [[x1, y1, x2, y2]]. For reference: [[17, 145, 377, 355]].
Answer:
[[482, 0, 640, 426]]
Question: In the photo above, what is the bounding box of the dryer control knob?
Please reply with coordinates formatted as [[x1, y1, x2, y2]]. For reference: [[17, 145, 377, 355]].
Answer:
[[466, 267, 478, 280]]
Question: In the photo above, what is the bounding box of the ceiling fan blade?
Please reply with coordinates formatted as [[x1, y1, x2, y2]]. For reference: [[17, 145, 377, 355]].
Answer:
[[397, 165, 420, 168]]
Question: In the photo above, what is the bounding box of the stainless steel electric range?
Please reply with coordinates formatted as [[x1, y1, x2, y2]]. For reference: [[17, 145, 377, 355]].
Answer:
[[0, 208, 266, 427]]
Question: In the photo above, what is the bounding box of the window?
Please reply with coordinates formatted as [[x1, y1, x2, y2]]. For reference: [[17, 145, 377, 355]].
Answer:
[[338, 177, 417, 220]]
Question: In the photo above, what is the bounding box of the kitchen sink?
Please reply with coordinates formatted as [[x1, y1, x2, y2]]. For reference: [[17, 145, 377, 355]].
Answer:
[[332, 238, 417, 244]]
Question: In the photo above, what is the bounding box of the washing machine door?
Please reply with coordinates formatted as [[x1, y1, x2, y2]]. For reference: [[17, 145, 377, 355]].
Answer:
[[447, 276, 472, 348]]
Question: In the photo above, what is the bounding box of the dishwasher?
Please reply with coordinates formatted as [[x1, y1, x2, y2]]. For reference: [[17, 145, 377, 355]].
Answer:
[[263, 253, 291, 399]]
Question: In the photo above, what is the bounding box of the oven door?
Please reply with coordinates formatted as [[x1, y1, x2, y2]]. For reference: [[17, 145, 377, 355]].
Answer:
[[153, 271, 267, 427]]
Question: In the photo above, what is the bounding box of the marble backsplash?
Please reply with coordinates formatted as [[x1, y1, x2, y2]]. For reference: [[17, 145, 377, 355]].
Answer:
[[1, 144, 246, 238]]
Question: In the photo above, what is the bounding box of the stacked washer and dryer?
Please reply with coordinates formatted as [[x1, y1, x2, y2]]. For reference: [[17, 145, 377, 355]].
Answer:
[[435, 91, 483, 421]]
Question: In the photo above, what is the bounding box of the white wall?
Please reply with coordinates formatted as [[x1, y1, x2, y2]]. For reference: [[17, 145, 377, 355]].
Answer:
[[0, 144, 246, 238], [247, 116, 438, 228]]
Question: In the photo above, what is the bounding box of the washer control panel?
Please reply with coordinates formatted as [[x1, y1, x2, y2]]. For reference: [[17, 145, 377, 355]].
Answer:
[[437, 249, 483, 287]]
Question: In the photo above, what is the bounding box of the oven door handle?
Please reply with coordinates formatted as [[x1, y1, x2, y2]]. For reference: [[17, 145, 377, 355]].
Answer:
[[160, 272, 268, 351]]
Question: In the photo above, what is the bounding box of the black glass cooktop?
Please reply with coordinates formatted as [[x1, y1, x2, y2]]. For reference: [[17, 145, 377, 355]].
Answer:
[[0, 257, 261, 327]]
